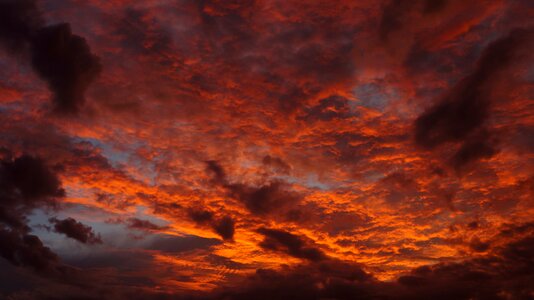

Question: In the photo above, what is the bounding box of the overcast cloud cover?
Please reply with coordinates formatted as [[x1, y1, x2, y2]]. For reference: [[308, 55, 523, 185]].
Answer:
[[0, 0, 533, 299]]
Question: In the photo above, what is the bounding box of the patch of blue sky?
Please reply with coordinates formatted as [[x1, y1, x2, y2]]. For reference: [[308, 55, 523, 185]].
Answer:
[[71, 136, 130, 168], [353, 83, 399, 111], [71, 136, 158, 185], [278, 173, 336, 191], [27, 208, 106, 256], [133, 205, 169, 227], [27, 204, 173, 256]]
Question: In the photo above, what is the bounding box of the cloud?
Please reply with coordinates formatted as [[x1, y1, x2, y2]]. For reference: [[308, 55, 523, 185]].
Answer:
[[188, 208, 235, 240], [226, 181, 302, 216], [146, 234, 221, 253], [0, 0, 42, 51], [212, 216, 235, 241], [0, 229, 58, 271], [0, 153, 65, 272], [199, 225, 534, 300], [414, 28, 534, 168], [49, 217, 102, 244], [205, 160, 227, 185], [379, 0, 418, 41], [262, 155, 291, 175], [205, 161, 302, 216], [203, 260, 373, 300], [0, 154, 64, 231], [0, 0, 101, 113], [298, 96, 352, 123], [257, 228, 326, 262], [126, 217, 168, 232], [30, 23, 102, 113], [0, 1, 532, 298]]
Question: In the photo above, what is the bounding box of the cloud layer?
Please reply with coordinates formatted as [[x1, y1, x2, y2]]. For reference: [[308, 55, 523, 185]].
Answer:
[[0, 0, 532, 298]]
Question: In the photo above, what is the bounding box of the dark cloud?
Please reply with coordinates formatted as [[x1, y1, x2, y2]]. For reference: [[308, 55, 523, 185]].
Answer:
[[189, 208, 215, 225], [199, 229, 534, 300], [30, 23, 102, 113], [450, 131, 498, 169], [0, 153, 63, 272], [379, 0, 417, 41], [467, 221, 479, 230], [422, 0, 448, 14], [0, 153, 83, 274], [188, 208, 235, 241], [205, 160, 227, 185], [0, 153, 65, 271], [257, 228, 326, 262], [499, 222, 534, 238], [126, 217, 168, 232], [49, 217, 102, 244], [394, 241, 534, 299], [146, 234, 221, 253], [0, 0, 42, 51], [0, 229, 58, 271], [206, 161, 302, 216], [414, 28, 534, 167], [0, 0, 101, 113], [468, 237, 490, 252], [226, 181, 301, 216], [0, 154, 64, 231], [212, 216, 235, 241], [203, 260, 373, 300]]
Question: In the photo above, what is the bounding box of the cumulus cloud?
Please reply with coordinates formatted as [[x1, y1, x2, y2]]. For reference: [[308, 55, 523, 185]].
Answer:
[[0, 0, 101, 113], [49, 217, 102, 244], [0, 153, 63, 271]]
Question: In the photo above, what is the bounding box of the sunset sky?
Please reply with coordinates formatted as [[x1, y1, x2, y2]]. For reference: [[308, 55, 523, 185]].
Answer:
[[0, 0, 533, 299]]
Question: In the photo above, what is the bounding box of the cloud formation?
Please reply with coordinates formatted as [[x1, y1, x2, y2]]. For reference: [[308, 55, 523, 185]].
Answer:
[[0, 0, 101, 113], [0, 153, 63, 271], [49, 217, 102, 244], [414, 28, 534, 168], [0, 0, 532, 298]]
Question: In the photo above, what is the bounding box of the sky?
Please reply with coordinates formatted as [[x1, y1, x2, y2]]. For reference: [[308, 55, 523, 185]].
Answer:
[[0, 0, 533, 299]]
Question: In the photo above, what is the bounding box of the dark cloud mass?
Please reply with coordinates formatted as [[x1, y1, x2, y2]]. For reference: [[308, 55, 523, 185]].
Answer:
[[0, 0, 101, 113], [206, 160, 301, 216], [212, 216, 235, 241], [0, 154, 64, 230], [188, 208, 235, 240], [30, 23, 102, 113], [0, 153, 63, 271], [201, 229, 534, 300], [226, 181, 301, 216], [257, 228, 326, 262], [414, 28, 534, 167], [0, 230, 58, 271], [49, 217, 102, 244], [0, 0, 42, 51]]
